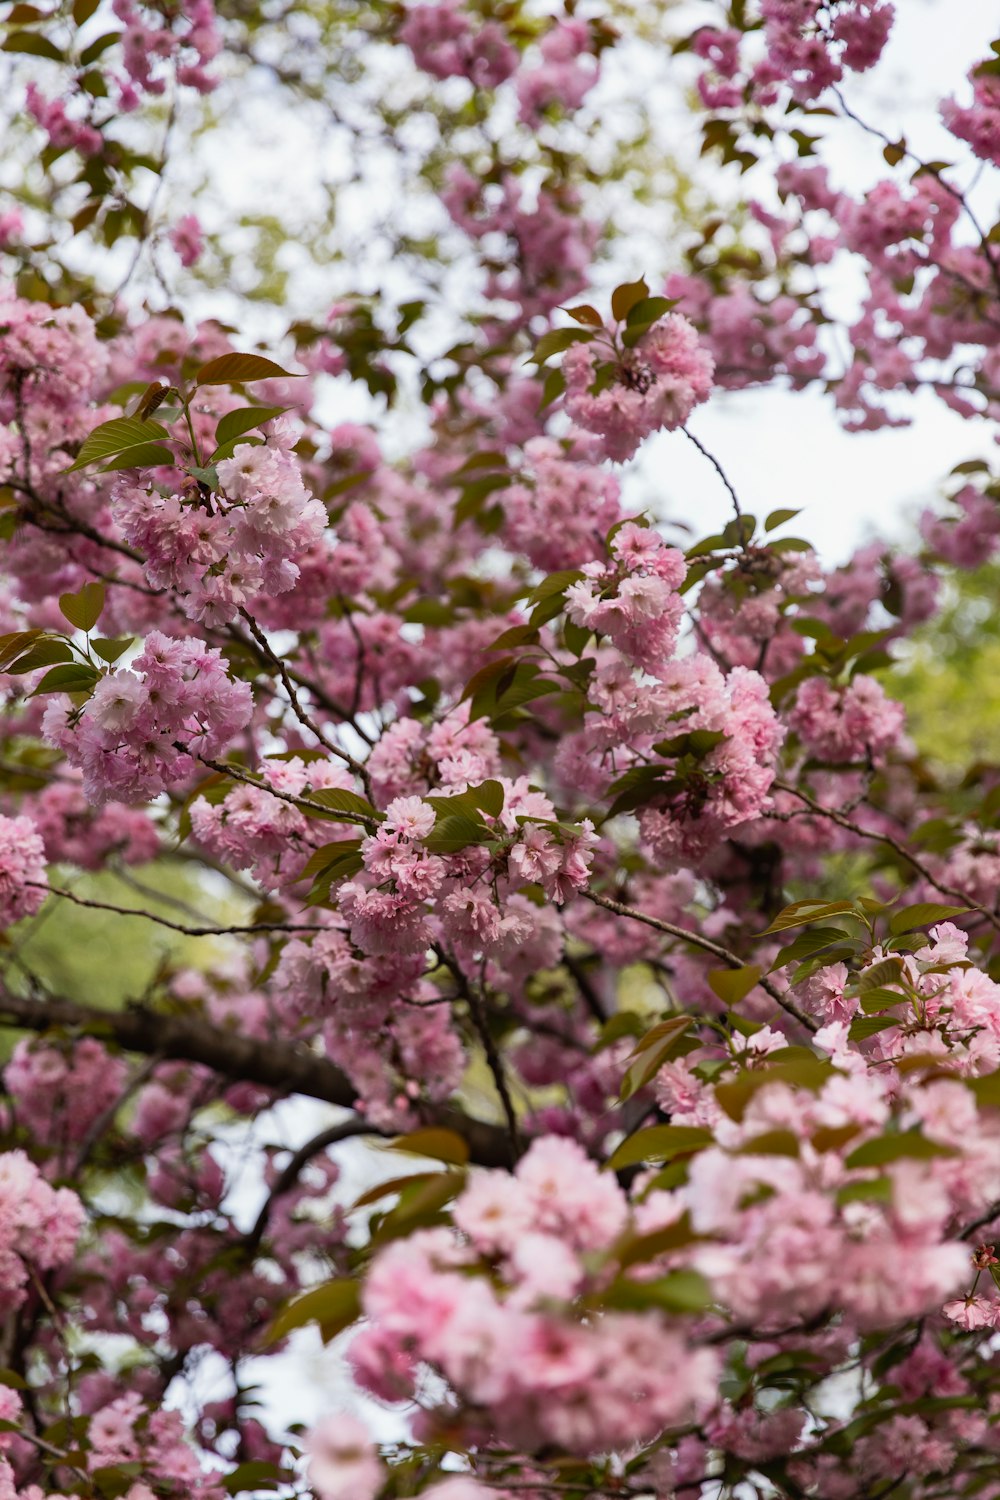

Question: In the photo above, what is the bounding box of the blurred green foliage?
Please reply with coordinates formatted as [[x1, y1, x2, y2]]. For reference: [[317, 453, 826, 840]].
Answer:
[[886, 563, 1000, 772]]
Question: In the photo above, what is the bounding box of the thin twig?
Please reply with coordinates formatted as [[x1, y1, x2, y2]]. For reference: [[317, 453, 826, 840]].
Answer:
[[582, 890, 817, 1032]]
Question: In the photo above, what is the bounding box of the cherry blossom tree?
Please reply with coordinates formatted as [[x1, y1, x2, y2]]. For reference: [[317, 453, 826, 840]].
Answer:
[[0, 1, 998, 1497]]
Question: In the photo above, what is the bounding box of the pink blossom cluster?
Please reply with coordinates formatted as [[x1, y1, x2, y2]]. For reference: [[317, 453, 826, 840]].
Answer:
[[562, 313, 714, 462], [189, 755, 359, 889], [398, 1, 517, 89], [0, 814, 47, 928], [25, 777, 160, 870], [25, 83, 102, 157], [337, 779, 594, 964], [921, 485, 1000, 568], [169, 214, 205, 268], [41, 632, 252, 804], [0, 1150, 85, 1316], [942, 67, 1000, 168], [502, 437, 621, 570], [516, 19, 599, 127], [694, 1, 894, 109], [113, 435, 326, 625], [790, 673, 906, 765], [441, 167, 598, 319], [564, 520, 686, 670], [113, 0, 221, 100], [353, 1137, 718, 1455], [5, 1038, 129, 1149]]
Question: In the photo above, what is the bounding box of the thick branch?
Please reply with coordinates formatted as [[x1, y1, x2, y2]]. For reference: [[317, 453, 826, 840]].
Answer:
[[0, 989, 513, 1168]]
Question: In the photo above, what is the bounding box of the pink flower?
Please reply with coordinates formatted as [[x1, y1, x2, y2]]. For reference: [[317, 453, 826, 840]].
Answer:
[[306, 1414, 383, 1500], [0, 815, 47, 927], [168, 214, 205, 267]]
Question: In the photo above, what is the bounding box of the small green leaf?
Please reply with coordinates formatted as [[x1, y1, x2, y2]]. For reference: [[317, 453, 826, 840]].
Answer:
[[296, 839, 364, 884], [620, 1016, 693, 1100], [708, 965, 762, 1005], [764, 508, 801, 532], [605, 1124, 712, 1172], [531, 328, 595, 366], [196, 354, 299, 386], [100, 442, 176, 471], [611, 277, 650, 322], [66, 416, 168, 471], [770, 926, 852, 971], [563, 304, 604, 327], [91, 636, 134, 664], [604, 1268, 712, 1313], [423, 813, 493, 854], [31, 663, 101, 696], [2, 30, 64, 59], [265, 1279, 360, 1347], [887, 903, 973, 937], [857, 957, 905, 993], [303, 787, 379, 821], [59, 582, 105, 632], [213, 405, 290, 451], [384, 1128, 470, 1167], [844, 1130, 955, 1169], [761, 900, 860, 935], [7, 638, 73, 674], [848, 1014, 899, 1042]]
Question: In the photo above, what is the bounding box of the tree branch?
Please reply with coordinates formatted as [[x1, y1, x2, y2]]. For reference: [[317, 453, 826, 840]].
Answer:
[[0, 988, 514, 1168]]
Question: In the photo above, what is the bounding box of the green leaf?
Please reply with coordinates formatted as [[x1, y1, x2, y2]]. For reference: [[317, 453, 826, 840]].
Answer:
[[196, 354, 299, 386], [621, 295, 678, 347], [7, 638, 73, 674], [764, 508, 801, 532], [212, 405, 290, 454], [708, 965, 762, 1005], [531, 328, 595, 366], [857, 956, 905, 993], [734, 1129, 800, 1157], [770, 926, 852, 971], [59, 583, 105, 634], [604, 1268, 712, 1314], [72, 0, 103, 26], [887, 903, 973, 937], [303, 787, 379, 821], [66, 416, 168, 471], [526, 569, 586, 606], [844, 1130, 956, 1169], [761, 899, 860, 935], [714, 1053, 833, 1121], [858, 987, 907, 1014], [423, 813, 493, 854], [296, 840, 364, 884], [224, 1462, 289, 1495], [384, 1128, 470, 1167], [652, 729, 727, 759], [848, 1014, 900, 1042], [265, 1279, 360, 1347], [369, 1171, 465, 1246], [605, 1124, 712, 1172], [100, 442, 176, 471], [31, 663, 101, 695], [0, 631, 43, 671], [79, 28, 118, 63], [620, 1016, 693, 1100], [91, 637, 134, 664], [2, 30, 64, 59], [556, 304, 602, 330], [604, 764, 672, 820], [611, 277, 650, 322]]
